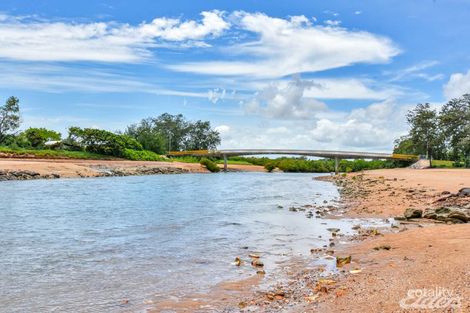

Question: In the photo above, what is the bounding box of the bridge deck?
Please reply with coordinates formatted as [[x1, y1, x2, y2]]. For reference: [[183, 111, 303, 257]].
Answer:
[[168, 149, 417, 160]]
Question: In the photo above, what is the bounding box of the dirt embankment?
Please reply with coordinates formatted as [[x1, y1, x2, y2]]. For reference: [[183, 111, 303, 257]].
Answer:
[[0, 158, 265, 180]]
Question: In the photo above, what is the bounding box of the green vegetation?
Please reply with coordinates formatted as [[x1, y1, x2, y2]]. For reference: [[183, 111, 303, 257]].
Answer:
[[121, 149, 167, 161], [234, 157, 409, 173], [171, 155, 410, 173], [67, 127, 142, 157], [0, 96, 221, 162], [24, 128, 61, 148], [125, 113, 221, 153], [0, 146, 115, 159], [394, 94, 470, 167], [171, 156, 252, 165], [200, 157, 220, 172], [0, 96, 20, 144]]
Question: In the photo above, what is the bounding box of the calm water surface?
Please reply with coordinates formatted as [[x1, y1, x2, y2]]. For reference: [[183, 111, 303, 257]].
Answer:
[[0, 173, 386, 312]]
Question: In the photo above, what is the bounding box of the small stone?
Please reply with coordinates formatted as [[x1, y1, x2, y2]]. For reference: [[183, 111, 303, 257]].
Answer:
[[458, 188, 470, 197], [336, 255, 351, 267], [251, 260, 264, 267], [373, 245, 391, 251]]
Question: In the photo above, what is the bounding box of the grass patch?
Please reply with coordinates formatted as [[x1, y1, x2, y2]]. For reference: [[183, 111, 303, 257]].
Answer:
[[432, 159, 464, 168], [0, 146, 116, 160]]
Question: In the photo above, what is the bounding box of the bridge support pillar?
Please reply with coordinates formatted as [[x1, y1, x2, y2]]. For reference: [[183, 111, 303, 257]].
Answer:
[[334, 157, 340, 175], [223, 154, 228, 172]]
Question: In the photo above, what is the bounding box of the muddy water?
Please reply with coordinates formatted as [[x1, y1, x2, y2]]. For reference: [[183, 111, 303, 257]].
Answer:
[[0, 172, 389, 312]]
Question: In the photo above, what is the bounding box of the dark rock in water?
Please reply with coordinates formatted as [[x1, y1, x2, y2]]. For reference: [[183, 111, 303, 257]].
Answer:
[[327, 228, 340, 233], [394, 216, 407, 221], [458, 188, 470, 197], [404, 208, 423, 219]]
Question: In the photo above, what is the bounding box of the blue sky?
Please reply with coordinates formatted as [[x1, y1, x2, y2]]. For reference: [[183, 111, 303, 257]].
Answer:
[[1, 0, 470, 151]]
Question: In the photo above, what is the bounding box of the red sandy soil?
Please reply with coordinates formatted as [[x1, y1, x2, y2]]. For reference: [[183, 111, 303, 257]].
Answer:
[[332, 168, 470, 217], [314, 169, 470, 312], [315, 224, 470, 313], [0, 158, 265, 177]]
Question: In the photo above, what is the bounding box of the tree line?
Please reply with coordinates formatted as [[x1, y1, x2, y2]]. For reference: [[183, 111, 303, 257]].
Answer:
[[0, 96, 221, 159], [394, 94, 470, 167]]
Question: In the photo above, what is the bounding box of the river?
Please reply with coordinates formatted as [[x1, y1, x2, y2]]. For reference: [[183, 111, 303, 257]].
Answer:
[[0, 172, 387, 312]]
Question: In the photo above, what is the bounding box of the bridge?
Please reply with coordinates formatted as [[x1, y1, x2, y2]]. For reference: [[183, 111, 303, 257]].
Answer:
[[168, 149, 417, 174]]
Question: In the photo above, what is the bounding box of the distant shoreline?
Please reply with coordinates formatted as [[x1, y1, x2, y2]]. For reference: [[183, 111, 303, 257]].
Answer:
[[0, 158, 266, 181]]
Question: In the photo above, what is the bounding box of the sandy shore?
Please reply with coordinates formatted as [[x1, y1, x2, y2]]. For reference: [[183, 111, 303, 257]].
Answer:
[[0, 158, 265, 179], [324, 168, 470, 217], [312, 168, 470, 312], [148, 168, 469, 312]]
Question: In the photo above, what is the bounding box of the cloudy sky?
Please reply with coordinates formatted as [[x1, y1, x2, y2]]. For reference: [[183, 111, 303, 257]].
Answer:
[[1, 0, 470, 152]]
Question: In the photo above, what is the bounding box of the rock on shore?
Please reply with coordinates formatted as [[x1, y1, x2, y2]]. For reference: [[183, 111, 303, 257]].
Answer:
[[402, 187, 470, 223], [0, 170, 60, 181], [0, 165, 190, 181]]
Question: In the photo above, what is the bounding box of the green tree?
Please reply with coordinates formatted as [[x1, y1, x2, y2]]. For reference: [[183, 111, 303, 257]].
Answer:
[[439, 94, 470, 161], [67, 127, 142, 157], [125, 118, 167, 154], [0, 96, 20, 144], [183, 120, 221, 151], [393, 136, 418, 155], [406, 103, 445, 163], [24, 127, 61, 148], [127, 114, 221, 153], [152, 113, 189, 151]]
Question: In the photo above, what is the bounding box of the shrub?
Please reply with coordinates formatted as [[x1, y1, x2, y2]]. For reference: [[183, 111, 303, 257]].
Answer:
[[24, 127, 61, 148], [121, 149, 166, 161], [67, 127, 143, 157], [200, 157, 220, 172], [264, 162, 276, 172]]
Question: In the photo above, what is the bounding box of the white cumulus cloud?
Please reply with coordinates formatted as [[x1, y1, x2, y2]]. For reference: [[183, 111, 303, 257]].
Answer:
[[169, 11, 400, 78], [243, 78, 327, 119], [443, 69, 470, 99], [0, 11, 229, 62]]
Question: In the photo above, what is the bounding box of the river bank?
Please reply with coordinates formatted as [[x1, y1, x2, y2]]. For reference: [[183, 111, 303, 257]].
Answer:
[[151, 168, 469, 312], [0, 158, 265, 180]]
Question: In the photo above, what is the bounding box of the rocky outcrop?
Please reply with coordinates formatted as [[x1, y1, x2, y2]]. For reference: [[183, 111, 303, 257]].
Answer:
[[103, 166, 189, 176], [0, 165, 190, 182], [423, 205, 470, 223], [458, 188, 470, 197], [0, 170, 60, 181], [403, 187, 470, 223], [404, 208, 423, 219]]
